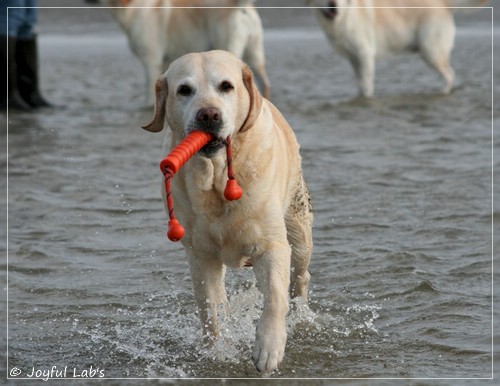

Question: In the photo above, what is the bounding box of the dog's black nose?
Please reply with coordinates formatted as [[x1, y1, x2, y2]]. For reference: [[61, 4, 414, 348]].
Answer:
[[196, 107, 222, 130]]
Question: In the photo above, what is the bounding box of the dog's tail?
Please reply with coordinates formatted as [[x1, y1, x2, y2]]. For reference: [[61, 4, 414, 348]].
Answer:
[[447, 0, 490, 10]]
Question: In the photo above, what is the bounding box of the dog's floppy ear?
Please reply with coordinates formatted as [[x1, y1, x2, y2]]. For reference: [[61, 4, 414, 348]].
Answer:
[[239, 65, 263, 133], [142, 76, 168, 132]]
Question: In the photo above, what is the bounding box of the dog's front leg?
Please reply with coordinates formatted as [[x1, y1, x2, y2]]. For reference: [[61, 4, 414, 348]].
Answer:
[[252, 242, 291, 373], [187, 252, 228, 343]]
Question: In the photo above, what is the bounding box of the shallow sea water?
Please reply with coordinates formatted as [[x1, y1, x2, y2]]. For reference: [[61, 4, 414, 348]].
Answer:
[[1, 6, 498, 385]]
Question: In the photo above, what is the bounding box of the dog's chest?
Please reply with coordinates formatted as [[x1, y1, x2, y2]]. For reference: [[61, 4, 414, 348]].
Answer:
[[188, 204, 262, 268], [184, 185, 264, 264], [175, 153, 275, 265]]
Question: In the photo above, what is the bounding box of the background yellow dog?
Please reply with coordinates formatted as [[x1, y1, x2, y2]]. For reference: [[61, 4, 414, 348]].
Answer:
[[308, 0, 489, 97], [93, 0, 271, 106]]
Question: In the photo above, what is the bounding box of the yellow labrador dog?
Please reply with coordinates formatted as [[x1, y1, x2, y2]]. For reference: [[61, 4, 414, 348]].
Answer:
[[308, 0, 489, 97], [90, 0, 270, 106], [143, 50, 313, 373]]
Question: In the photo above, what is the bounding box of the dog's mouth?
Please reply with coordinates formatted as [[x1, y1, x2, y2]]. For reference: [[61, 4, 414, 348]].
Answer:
[[321, 0, 338, 20], [200, 136, 226, 157]]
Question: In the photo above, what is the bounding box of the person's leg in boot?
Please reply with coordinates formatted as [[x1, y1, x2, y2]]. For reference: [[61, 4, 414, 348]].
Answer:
[[16, 3, 51, 108], [16, 35, 51, 107], [0, 1, 32, 111], [1, 36, 32, 110], [0, 35, 7, 109]]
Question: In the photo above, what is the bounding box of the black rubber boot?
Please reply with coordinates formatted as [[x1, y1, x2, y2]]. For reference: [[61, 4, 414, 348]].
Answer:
[[0, 36, 5, 110], [1, 36, 32, 111], [16, 35, 51, 108]]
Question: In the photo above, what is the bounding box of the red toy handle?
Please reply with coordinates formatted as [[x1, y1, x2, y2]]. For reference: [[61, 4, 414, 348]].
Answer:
[[160, 131, 214, 174], [160, 131, 243, 242]]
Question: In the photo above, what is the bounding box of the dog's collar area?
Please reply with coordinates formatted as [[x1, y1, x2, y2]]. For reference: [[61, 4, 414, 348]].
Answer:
[[160, 132, 243, 242], [321, 0, 338, 20]]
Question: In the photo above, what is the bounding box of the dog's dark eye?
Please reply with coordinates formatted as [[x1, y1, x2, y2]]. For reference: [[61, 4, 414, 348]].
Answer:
[[177, 84, 193, 96], [219, 81, 234, 93]]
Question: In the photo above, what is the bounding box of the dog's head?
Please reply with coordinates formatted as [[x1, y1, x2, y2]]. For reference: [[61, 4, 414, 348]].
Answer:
[[142, 50, 263, 157]]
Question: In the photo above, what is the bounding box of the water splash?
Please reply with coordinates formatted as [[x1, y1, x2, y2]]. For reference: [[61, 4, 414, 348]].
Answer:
[[71, 272, 382, 377]]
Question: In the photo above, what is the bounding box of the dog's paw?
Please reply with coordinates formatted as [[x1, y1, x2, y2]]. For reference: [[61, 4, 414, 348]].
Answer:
[[252, 326, 287, 373]]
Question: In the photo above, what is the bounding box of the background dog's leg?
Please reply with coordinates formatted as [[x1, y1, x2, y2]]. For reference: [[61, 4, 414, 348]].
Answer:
[[419, 20, 456, 94], [247, 59, 271, 100], [424, 55, 455, 94], [348, 51, 375, 98], [286, 177, 313, 302], [139, 54, 164, 108], [243, 41, 271, 99], [225, 8, 271, 99], [222, 19, 271, 99], [187, 253, 228, 343], [251, 241, 291, 373]]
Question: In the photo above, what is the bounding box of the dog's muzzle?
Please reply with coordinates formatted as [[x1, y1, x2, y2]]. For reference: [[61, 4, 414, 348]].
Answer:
[[195, 107, 226, 157], [196, 107, 222, 132]]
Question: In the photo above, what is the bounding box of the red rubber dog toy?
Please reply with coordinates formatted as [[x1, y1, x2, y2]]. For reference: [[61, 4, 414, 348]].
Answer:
[[160, 131, 243, 241]]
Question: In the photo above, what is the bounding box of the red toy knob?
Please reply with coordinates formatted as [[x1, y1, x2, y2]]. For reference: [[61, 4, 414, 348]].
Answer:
[[167, 219, 185, 241], [224, 179, 243, 201]]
